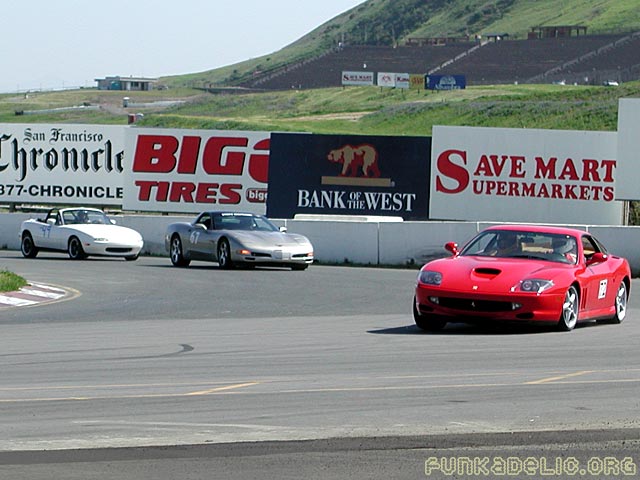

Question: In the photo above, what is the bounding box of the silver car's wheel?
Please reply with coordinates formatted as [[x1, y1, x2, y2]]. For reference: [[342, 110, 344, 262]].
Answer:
[[170, 235, 190, 267], [68, 237, 87, 260], [217, 238, 233, 269], [21, 232, 38, 258], [558, 285, 579, 331]]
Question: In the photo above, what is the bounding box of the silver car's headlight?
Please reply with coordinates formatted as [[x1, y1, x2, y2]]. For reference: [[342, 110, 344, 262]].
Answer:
[[519, 279, 554, 293], [418, 270, 442, 286]]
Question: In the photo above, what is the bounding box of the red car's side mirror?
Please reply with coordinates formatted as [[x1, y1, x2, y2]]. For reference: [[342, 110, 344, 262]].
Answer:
[[445, 242, 458, 256], [586, 252, 608, 266]]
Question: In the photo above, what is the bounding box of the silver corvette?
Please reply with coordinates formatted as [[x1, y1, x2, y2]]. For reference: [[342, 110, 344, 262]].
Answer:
[[165, 211, 314, 270]]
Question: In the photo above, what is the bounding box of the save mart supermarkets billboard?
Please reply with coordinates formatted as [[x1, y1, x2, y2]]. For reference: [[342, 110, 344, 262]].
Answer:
[[430, 125, 623, 225]]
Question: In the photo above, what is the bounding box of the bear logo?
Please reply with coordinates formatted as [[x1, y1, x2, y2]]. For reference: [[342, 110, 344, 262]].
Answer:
[[327, 144, 380, 178]]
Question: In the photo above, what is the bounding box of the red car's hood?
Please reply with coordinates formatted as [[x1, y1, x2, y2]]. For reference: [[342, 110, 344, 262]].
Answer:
[[424, 255, 574, 293]]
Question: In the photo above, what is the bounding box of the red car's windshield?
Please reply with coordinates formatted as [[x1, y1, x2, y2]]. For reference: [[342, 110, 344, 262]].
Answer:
[[460, 230, 579, 265]]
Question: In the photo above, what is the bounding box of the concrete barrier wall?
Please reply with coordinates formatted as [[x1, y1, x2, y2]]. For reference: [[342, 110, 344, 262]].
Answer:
[[378, 221, 481, 266], [2, 213, 640, 275], [0, 213, 34, 250]]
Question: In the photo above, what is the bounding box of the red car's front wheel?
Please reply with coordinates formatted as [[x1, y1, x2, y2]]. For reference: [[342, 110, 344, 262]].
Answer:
[[558, 285, 579, 331], [413, 297, 447, 332]]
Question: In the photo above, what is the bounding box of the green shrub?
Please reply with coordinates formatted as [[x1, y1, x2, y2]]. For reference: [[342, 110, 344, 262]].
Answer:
[[0, 270, 27, 293]]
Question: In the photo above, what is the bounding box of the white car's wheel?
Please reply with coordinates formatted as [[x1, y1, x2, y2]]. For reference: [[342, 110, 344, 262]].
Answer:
[[68, 237, 87, 260], [558, 285, 579, 331], [21, 232, 39, 258]]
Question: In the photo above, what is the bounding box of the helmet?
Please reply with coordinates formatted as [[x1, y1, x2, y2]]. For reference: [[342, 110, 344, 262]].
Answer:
[[553, 237, 574, 254]]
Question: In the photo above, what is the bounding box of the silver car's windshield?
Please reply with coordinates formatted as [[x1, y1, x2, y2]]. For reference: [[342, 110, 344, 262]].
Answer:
[[215, 213, 278, 232], [460, 230, 578, 265]]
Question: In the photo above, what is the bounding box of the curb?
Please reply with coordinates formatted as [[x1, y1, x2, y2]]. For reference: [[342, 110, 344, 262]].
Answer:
[[0, 283, 69, 309]]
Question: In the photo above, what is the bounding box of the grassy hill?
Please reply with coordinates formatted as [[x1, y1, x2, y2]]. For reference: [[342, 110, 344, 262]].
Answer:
[[161, 0, 640, 89], [2, 81, 638, 135], [134, 82, 638, 135]]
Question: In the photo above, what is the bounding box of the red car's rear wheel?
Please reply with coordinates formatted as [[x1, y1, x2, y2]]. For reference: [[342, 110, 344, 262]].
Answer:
[[600, 281, 628, 325]]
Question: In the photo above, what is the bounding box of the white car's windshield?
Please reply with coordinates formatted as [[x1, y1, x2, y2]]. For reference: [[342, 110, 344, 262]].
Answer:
[[460, 230, 578, 264], [63, 209, 110, 225]]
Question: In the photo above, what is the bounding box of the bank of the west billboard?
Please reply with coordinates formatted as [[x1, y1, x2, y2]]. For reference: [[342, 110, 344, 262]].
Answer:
[[430, 126, 622, 225], [123, 127, 270, 213], [0, 123, 125, 205], [267, 133, 431, 220], [427, 75, 466, 90], [615, 98, 640, 201]]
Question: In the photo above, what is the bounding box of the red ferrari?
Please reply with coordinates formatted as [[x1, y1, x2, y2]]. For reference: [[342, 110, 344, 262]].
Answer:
[[413, 225, 631, 331]]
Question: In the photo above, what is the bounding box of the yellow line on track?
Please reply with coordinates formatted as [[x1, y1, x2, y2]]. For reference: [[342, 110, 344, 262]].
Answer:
[[525, 370, 594, 385], [0, 382, 260, 403], [186, 382, 260, 396]]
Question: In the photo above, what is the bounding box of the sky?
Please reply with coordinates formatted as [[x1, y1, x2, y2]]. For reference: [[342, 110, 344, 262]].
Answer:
[[1, 0, 366, 93]]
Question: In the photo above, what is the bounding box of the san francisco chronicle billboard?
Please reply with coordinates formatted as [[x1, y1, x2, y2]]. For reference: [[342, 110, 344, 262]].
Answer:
[[123, 127, 270, 214], [430, 126, 623, 225], [266, 133, 431, 220], [0, 123, 125, 205]]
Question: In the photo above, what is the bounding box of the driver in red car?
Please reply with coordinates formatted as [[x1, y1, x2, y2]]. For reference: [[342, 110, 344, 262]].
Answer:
[[495, 232, 520, 257]]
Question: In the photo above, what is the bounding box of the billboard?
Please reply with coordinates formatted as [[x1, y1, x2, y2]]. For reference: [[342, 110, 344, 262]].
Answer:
[[377, 72, 396, 88], [341, 71, 375, 86], [409, 74, 427, 90], [123, 128, 270, 214], [615, 98, 640, 200], [377, 73, 410, 89], [0, 123, 125, 205], [427, 75, 466, 90], [266, 133, 431, 220], [430, 126, 623, 225], [395, 73, 410, 89]]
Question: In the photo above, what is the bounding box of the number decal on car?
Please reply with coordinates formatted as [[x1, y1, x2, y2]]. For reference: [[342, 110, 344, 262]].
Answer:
[[598, 279, 608, 299]]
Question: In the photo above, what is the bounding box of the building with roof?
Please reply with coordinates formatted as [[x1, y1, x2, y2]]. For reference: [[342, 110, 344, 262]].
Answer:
[[95, 76, 158, 91]]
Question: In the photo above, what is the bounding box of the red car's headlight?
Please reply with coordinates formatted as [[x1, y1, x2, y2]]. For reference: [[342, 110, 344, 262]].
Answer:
[[418, 270, 442, 286], [518, 279, 554, 293]]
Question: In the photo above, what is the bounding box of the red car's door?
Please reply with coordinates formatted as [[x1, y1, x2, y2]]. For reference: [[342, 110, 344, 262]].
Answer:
[[579, 235, 616, 318]]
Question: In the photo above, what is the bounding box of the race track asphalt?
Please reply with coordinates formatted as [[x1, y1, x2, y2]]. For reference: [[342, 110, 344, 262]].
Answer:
[[1, 252, 639, 479]]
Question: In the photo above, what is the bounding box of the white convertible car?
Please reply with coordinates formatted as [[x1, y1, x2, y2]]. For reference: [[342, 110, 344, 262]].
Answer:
[[19, 207, 144, 260]]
